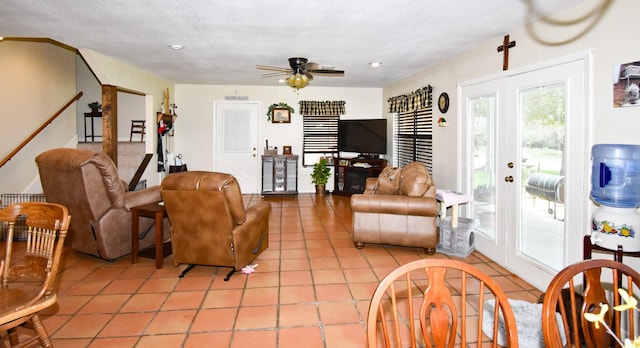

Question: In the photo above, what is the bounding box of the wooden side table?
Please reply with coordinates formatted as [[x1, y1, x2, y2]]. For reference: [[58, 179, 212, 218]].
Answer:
[[131, 202, 168, 269], [583, 234, 640, 262], [83, 111, 102, 142]]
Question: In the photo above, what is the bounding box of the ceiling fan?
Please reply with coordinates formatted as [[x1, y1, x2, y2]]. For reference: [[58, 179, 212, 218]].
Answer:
[[256, 57, 344, 89]]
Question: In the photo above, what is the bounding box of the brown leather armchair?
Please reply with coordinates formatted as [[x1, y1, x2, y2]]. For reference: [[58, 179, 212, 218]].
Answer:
[[36, 148, 169, 261], [160, 171, 271, 280], [350, 161, 439, 254]]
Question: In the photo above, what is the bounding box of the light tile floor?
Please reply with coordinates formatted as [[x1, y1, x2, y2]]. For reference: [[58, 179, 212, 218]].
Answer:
[[2, 194, 543, 347]]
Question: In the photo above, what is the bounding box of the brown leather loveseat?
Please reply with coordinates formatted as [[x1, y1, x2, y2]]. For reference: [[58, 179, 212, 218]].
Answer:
[[36, 148, 169, 260], [161, 171, 271, 280], [350, 161, 439, 254]]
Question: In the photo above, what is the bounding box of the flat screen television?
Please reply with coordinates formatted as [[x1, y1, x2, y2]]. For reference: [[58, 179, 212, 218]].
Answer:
[[338, 119, 387, 156]]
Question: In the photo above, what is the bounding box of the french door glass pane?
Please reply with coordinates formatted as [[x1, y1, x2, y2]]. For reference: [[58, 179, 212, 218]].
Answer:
[[471, 95, 497, 239], [519, 83, 566, 271]]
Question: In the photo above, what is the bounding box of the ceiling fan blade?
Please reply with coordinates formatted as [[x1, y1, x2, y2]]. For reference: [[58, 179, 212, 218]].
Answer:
[[260, 72, 288, 78], [256, 65, 291, 72], [303, 61, 321, 70], [308, 69, 344, 76], [302, 70, 314, 80]]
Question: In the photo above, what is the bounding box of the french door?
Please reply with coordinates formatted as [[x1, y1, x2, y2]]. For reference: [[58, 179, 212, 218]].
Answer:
[[213, 101, 260, 193], [459, 55, 589, 290]]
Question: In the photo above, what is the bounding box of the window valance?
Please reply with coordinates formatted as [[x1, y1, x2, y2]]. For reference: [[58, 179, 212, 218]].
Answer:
[[299, 101, 346, 116], [388, 86, 432, 113]]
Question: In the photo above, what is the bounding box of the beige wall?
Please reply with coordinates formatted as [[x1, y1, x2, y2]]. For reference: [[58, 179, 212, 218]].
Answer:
[[0, 40, 77, 195], [175, 84, 383, 193]]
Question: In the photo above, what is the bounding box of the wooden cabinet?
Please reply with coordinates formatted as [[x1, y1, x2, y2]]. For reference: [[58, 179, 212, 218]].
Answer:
[[262, 155, 298, 196], [333, 157, 387, 196]]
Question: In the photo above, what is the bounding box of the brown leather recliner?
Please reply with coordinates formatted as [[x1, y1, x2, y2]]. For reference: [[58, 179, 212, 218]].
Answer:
[[350, 161, 439, 254], [160, 171, 271, 280], [35, 148, 169, 260]]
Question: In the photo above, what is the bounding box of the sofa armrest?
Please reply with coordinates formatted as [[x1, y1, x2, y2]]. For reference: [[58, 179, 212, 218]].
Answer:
[[244, 202, 272, 223], [124, 185, 162, 210], [365, 177, 378, 192], [351, 193, 438, 216]]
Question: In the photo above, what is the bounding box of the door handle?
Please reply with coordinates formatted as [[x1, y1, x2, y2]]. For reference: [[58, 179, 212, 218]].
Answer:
[[504, 175, 514, 182]]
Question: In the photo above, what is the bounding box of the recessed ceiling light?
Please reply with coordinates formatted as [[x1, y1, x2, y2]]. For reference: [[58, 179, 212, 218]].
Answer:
[[370, 62, 382, 68], [278, 78, 285, 83], [168, 44, 184, 50]]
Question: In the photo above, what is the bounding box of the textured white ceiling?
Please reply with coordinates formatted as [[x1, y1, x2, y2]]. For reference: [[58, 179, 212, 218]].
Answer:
[[0, 0, 581, 87]]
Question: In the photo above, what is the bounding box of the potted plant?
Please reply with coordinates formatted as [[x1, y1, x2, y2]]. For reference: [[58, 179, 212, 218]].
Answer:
[[88, 101, 102, 113], [311, 157, 331, 195]]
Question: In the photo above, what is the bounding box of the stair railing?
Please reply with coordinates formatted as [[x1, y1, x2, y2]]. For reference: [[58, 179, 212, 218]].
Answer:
[[0, 91, 83, 168]]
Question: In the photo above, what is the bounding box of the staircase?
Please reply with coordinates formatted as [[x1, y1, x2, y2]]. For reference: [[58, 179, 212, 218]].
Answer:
[[77, 142, 147, 185]]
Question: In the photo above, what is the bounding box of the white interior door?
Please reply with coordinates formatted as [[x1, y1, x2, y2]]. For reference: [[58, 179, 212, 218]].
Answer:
[[214, 101, 260, 193], [460, 55, 589, 290]]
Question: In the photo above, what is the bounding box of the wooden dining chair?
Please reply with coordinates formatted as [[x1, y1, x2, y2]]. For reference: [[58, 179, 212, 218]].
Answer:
[[541, 258, 640, 348], [367, 258, 519, 347], [0, 202, 71, 348]]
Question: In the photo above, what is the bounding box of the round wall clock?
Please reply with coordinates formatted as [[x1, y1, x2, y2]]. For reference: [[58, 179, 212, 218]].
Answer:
[[438, 92, 449, 113]]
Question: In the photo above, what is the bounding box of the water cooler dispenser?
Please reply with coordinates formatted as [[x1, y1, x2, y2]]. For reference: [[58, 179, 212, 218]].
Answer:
[[591, 144, 640, 251]]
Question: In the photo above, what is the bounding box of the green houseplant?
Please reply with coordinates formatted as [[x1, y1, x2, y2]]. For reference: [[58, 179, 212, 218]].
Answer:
[[88, 101, 102, 112], [311, 157, 331, 195]]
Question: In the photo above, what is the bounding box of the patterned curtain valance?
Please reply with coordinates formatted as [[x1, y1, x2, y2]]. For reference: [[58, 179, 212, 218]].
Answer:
[[387, 85, 433, 113], [299, 100, 346, 116]]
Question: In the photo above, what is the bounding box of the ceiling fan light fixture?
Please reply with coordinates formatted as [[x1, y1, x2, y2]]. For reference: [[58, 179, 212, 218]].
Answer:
[[286, 72, 310, 90]]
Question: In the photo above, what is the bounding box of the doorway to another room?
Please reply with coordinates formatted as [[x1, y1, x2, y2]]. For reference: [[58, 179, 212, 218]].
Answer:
[[213, 101, 260, 193]]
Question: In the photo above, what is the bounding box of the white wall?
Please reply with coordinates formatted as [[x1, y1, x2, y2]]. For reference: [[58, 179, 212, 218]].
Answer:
[[175, 84, 382, 193], [76, 56, 102, 139]]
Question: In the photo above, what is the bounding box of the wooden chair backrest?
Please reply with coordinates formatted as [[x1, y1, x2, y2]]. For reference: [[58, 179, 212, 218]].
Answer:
[[0, 202, 70, 297], [367, 259, 519, 347], [541, 259, 640, 347]]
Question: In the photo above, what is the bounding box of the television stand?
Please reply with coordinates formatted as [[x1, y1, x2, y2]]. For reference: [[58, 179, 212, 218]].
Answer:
[[358, 153, 381, 159], [334, 157, 387, 196]]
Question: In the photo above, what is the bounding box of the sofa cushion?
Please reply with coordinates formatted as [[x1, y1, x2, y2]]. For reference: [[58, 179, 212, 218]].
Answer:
[[375, 165, 402, 195], [399, 162, 432, 197]]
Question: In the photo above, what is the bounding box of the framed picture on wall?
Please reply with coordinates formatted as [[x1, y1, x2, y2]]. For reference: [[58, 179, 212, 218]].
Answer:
[[614, 61, 640, 107], [272, 108, 291, 123]]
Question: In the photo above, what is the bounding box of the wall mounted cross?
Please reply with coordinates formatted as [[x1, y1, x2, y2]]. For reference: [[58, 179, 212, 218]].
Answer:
[[497, 35, 516, 71]]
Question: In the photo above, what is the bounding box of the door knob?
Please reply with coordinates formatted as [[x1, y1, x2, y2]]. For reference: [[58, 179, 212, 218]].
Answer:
[[507, 162, 514, 168], [504, 175, 514, 182]]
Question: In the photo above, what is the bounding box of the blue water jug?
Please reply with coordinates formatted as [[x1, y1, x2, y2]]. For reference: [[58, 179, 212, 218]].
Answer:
[[591, 144, 640, 208]]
